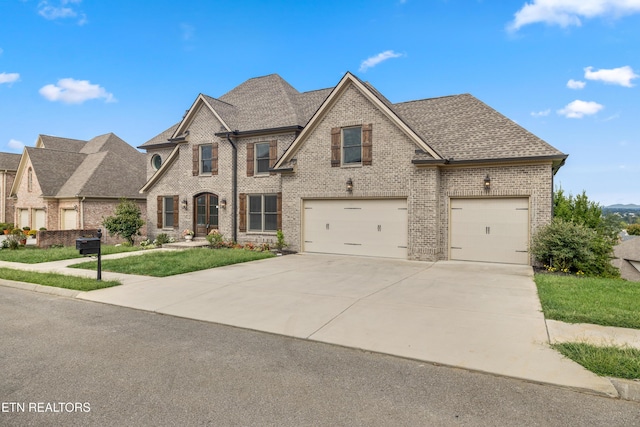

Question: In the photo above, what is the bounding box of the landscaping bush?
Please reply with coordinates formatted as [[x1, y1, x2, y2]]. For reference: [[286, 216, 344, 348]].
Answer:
[[531, 218, 619, 277], [206, 230, 227, 248], [627, 223, 640, 236], [154, 233, 171, 246]]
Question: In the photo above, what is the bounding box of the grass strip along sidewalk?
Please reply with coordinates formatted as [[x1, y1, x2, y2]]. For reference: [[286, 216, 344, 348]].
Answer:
[[0, 245, 141, 264], [70, 248, 275, 277], [535, 273, 640, 380], [0, 268, 120, 291]]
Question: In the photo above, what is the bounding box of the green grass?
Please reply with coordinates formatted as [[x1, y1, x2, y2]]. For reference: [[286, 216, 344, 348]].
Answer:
[[0, 245, 141, 264], [0, 267, 120, 291], [70, 248, 275, 277], [535, 274, 640, 329], [553, 342, 640, 380]]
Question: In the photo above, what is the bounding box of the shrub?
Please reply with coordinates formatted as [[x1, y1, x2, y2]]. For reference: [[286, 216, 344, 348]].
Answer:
[[27, 230, 37, 238], [275, 229, 288, 252], [206, 230, 226, 248], [627, 223, 640, 236], [531, 218, 619, 278], [154, 233, 171, 246]]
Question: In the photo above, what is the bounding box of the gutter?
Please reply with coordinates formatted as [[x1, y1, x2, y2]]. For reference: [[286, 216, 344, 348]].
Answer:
[[226, 131, 238, 243], [215, 125, 303, 138], [412, 154, 568, 167]]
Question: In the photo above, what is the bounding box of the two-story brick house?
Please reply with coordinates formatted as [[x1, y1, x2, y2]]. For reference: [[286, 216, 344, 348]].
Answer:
[[139, 72, 567, 264]]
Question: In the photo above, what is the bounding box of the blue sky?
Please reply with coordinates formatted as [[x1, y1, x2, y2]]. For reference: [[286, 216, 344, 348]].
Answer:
[[1, 0, 639, 206]]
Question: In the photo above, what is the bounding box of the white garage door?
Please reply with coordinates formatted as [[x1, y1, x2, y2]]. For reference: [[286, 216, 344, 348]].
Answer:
[[450, 198, 529, 265], [303, 199, 408, 259], [62, 209, 77, 230]]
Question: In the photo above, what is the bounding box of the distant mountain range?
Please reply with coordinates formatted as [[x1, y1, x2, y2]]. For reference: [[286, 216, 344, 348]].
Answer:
[[605, 204, 640, 210]]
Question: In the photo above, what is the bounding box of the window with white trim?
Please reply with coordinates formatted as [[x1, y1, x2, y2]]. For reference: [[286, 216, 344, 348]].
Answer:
[[248, 194, 277, 232]]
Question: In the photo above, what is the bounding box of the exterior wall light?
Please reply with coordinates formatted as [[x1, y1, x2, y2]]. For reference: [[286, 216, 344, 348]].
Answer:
[[220, 199, 227, 209], [484, 175, 491, 190], [346, 178, 353, 192], [181, 198, 188, 210]]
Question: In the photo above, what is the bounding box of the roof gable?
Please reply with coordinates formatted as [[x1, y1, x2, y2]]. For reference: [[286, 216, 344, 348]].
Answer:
[[275, 72, 443, 168]]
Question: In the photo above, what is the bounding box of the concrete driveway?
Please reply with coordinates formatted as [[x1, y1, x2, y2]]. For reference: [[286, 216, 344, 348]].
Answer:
[[74, 253, 618, 396]]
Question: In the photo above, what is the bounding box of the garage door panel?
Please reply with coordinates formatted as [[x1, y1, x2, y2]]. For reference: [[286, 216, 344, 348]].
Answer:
[[451, 198, 529, 265], [303, 199, 407, 259]]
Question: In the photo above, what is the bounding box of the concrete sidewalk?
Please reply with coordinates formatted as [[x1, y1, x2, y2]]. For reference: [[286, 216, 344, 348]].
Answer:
[[1, 252, 636, 398]]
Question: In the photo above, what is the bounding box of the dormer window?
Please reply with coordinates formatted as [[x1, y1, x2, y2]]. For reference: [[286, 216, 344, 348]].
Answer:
[[151, 154, 162, 170]]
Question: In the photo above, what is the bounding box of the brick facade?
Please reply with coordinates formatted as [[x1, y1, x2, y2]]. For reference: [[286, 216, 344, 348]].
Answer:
[[142, 78, 560, 264]]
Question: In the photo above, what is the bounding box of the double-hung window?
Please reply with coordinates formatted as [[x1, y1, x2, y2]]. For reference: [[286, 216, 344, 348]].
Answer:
[[255, 142, 270, 175], [163, 196, 175, 228], [200, 144, 212, 174], [248, 194, 277, 232], [342, 127, 362, 165]]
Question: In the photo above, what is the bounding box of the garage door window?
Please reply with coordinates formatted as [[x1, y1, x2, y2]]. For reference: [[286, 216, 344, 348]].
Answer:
[[248, 195, 277, 232]]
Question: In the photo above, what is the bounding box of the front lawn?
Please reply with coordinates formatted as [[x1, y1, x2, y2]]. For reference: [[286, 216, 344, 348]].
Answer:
[[70, 248, 275, 277], [0, 267, 120, 291], [553, 342, 640, 380], [0, 245, 141, 264], [534, 274, 640, 329]]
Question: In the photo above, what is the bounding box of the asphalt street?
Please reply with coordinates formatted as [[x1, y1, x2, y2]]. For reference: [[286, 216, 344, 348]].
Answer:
[[1, 286, 639, 427]]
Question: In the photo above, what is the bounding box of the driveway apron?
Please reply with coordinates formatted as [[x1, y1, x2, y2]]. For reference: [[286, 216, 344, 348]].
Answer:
[[77, 253, 617, 396]]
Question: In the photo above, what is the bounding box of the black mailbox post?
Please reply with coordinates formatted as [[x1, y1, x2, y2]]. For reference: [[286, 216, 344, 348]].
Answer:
[[76, 229, 102, 281]]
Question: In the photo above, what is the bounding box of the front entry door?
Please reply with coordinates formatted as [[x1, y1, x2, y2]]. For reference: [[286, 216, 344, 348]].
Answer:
[[195, 193, 218, 237]]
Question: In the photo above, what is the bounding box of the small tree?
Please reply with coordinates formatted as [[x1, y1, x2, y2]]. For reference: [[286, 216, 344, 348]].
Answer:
[[628, 223, 640, 236], [103, 199, 144, 245]]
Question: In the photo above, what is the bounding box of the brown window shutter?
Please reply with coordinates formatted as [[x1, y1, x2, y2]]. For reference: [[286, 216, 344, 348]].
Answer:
[[212, 142, 218, 175], [173, 195, 179, 228], [192, 145, 199, 176], [277, 192, 282, 231], [331, 127, 340, 167], [269, 140, 278, 175], [238, 193, 247, 232], [246, 143, 254, 177], [362, 123, 373, 166], [157, 196, 163, 229]]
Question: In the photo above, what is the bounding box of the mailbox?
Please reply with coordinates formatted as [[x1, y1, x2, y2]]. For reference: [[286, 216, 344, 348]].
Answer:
[[76, 237, 101, 255]]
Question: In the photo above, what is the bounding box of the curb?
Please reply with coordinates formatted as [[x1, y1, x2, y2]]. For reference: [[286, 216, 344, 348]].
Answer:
[[609, 378, 640, 402], [0, 279, 81, 298]]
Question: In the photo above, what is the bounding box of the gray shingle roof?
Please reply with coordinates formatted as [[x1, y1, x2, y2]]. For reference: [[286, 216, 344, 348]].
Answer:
[[140, 73, 564, 162], [39, 135, 87, 152], [29, 133, 145, 199], [0, 152, 21, 170], [138, 123, 180, 148], [393, 94, 565, 161]]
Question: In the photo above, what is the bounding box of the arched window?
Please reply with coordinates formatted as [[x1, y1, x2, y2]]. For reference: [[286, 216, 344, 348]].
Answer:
[[27, 168, 33, 192]]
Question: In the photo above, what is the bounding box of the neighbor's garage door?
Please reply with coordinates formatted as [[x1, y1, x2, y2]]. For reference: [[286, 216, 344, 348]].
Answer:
[[303, 199, 408, 259], [450, 198, 529, 265]]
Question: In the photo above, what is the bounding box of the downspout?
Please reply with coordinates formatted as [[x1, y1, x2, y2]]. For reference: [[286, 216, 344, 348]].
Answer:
[[79, 196, 86, 229], [226, 131, 238, 243]]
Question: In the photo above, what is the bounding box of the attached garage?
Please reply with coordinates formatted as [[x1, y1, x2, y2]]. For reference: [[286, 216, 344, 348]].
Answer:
[[303, 199, 408, 259], [450, 198, 529, 265]]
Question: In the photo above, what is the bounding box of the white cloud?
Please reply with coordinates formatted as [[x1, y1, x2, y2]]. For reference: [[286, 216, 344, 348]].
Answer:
[[39, 78, 116, 104], [531, 109, 551, 117], [567, 79, 586, 89], [359, 50, 403, 72], [38, 0, 87, 25], [584, 65, 638, 87], [8, 139, 25, 151], [508, 0, 640, 31], [557, 100, 604, 118], [0, 72, 20, 85]]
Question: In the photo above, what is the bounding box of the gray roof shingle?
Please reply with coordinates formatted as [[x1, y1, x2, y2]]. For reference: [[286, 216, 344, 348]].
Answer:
[[29, 133, 145, 199], [0, 152, 21, 170], [140, 73, 564, 163]]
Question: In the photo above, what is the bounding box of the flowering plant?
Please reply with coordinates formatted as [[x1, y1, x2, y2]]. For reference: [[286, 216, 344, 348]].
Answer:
[[182, 229, 194, 237]]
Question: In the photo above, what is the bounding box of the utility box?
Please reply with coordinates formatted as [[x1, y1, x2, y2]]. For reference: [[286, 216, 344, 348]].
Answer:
[[76, 237, 101, 255]]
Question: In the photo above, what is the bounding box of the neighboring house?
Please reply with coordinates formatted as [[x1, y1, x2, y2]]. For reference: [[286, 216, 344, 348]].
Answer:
[[10, 133, 147, 237], [140, 72, 567, 264], [0, 152, 21, 223], [613, 236, 640, 282]]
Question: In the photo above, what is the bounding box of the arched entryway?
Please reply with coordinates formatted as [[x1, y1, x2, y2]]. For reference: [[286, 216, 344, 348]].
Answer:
[[194, 193, 219, 237]]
